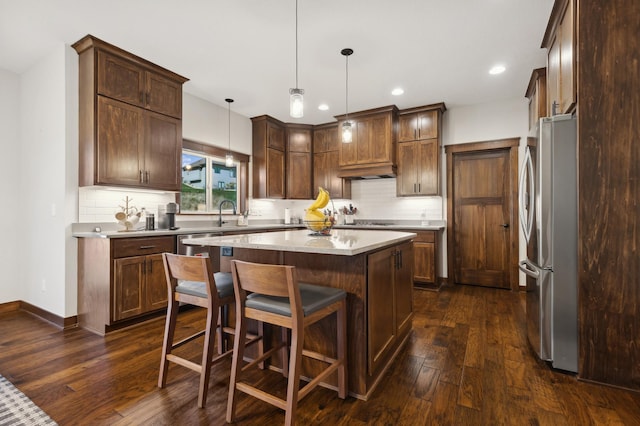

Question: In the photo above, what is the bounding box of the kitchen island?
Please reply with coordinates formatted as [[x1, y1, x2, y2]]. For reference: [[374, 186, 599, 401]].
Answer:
[[183, 229, 416, 400]]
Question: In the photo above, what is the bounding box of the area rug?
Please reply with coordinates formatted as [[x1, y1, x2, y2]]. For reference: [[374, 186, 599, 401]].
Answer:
[[0, 375, 57, 425]]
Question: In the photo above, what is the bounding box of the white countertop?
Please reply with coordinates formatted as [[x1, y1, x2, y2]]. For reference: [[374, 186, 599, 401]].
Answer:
[[181, 229, 417, 256]]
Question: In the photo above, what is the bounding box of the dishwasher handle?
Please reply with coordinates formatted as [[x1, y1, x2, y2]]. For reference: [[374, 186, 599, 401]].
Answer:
[[518, 259, 540, 279]]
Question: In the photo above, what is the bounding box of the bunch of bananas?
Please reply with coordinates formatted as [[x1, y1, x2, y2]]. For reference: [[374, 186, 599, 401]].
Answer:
[[305, 187, 332, 232]]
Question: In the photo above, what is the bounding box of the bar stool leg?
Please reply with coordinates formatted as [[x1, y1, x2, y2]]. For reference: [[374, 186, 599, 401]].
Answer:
[[158, 299, 179, 388], [197, 302, 217, 408], [284, 324, 304, 426], [226, 309, 248, 423], [337, 299, 347, 399]]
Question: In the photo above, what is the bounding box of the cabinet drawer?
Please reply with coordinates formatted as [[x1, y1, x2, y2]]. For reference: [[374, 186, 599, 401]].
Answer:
[[413, 231, 435, 243], [112, 236, 175, 258]]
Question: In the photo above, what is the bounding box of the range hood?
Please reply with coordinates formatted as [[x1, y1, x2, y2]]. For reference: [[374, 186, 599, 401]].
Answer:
[[337, 164, 397, 179]]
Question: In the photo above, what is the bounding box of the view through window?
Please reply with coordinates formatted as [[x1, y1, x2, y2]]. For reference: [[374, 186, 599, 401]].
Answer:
[[181, 151, 237, 212]]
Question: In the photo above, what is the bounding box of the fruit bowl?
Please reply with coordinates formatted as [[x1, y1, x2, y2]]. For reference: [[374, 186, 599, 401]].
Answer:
[[303, 220, 333, 236]]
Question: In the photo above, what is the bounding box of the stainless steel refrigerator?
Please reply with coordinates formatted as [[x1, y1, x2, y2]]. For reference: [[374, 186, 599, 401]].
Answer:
[[518, 114, 578, 373]]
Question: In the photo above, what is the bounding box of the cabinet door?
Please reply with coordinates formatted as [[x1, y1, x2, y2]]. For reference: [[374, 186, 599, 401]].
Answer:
[[395, 242, 414, 336], [287, 151, 312, 199], [267, 148, 285, 198], [113, 256, 145, 321], [417, 139, 439, 195], [96, 97, 145, 187], [145, 111, 182, 191], [559, 0, 575, 113], [267, 122, 286, 151], [367, 247, 396, 374], [547, 37, 561, 115], [146, 72, 183, 119], [97, 51, 145, 107], [313, 152, 329, 195], [414, 242, 436, 283], [416, 111, 437, 140], [398, 114, 418, 142], [288, 128, 312, 152], [356, 115, 391, 164], [146, 253, 169, 311], [397, 141, 419, 196]]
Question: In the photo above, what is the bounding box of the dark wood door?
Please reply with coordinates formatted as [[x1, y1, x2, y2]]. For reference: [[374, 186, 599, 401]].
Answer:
[[146, 71, 182, 119], [266, 148, 285, 199], [146, 253, 168, 311], [97, 51, 145, 107], [113, 256, 145, 321], [96, 97, 144, 187], [451, 149, 512, 289], [287, 151, 312, 199], [145, 111, 181, 191]]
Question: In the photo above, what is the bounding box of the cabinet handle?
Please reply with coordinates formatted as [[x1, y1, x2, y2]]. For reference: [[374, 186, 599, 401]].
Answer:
[[414, 129, 417, 139], [399, 250, 403, 269], [145, 171, 150, 183], [417, 183, 421, 193], [139, 170, 144, 183], [139, 245, 156, 249], [417, 128, 420, 138]]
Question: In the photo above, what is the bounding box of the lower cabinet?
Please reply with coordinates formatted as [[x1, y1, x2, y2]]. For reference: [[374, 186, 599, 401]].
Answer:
[[78, 235, 175, 335], [412, 230, 438, 286], [367, 241, 413, 374]]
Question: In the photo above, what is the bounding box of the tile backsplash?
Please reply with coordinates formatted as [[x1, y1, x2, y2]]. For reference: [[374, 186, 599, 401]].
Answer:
[[78, 178, 444, 224]]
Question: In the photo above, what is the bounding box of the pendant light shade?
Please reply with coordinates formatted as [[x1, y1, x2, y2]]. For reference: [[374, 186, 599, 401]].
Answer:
[[341, 48, 354, 143], [289, 0, 304, 118], [225, 98, 234, 167]]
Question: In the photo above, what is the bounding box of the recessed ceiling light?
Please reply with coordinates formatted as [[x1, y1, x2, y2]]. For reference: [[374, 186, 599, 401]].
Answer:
[[489, 65, 506, 75], [318, 104, 329, 111], [391, 88, 404, 96]]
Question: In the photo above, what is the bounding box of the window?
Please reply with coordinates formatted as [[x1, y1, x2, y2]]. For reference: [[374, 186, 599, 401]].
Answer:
[[179, 139, 249, 214]]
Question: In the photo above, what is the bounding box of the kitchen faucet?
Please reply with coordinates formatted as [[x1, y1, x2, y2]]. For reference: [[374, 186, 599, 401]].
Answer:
[[218, 200, 237, 227]]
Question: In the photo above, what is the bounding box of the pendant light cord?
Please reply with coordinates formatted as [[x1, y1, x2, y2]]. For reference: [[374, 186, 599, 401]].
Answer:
[[345, 53, 349, 121], [228, 101, 231, 151], [295, 0, 299, 88]]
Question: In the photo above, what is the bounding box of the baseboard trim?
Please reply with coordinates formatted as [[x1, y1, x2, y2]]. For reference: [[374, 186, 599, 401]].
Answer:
[[0, 301, 21, 314], [15, 301, 78, 330]]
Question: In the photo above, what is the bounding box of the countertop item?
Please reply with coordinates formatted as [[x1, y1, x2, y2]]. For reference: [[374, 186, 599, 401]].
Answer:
[[181, 229, 416, 256]]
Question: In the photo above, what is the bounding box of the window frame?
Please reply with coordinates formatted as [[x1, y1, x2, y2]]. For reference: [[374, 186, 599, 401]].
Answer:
[[178, 139, 249, 215]]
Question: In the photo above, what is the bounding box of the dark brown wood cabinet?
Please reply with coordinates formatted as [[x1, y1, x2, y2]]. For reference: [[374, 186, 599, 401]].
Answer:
[[336, 105, 398, 178], [543, 0, 575, 115], [313, 123, 351, 200], [412, 231, 438, 286], [526, 68, 547, 130], [367, 241, 413, 375], [252, 115, 286, 199], [396, 104, 445, 196], [73, 35, 187, 191], [78, 235, 175, 335], [398, 110, 438, 142], [286, 125, 313, 199]]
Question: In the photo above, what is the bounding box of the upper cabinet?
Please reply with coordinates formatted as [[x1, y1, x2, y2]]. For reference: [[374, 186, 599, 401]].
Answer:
[[313, 123, 351, 200], [286, 124, 313, 199], [251, 115, 286, 199], [396, 103, 446, 196], [525, 68, 547, 131], [336, 105, 398, 179], [542, 0, 575, 115], [73, 35, 188, 191]]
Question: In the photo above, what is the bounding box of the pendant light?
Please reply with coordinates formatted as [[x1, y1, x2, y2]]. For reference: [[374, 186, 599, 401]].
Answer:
[[289, 0, 304, 118], [225, 98, 234, 167], [341, 48, 354, 143]]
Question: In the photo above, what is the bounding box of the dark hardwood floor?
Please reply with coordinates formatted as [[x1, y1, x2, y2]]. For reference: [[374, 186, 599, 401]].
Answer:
[[1, 284, 639, 425]]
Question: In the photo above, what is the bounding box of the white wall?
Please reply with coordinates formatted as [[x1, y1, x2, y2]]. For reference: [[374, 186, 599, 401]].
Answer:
[[0, 68, 22, 304], [18, 44, 73, 316]]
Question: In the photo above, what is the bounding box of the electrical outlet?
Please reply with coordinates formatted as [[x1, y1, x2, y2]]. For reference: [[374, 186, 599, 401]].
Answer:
[[222, 247, 233, 256]]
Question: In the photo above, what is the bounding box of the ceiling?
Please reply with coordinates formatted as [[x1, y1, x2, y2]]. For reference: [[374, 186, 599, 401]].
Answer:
[[0, 0, 554, 125]]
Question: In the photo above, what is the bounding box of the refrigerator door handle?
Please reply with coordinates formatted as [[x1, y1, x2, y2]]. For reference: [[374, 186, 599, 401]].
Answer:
[[519, 147, 535, 243], [519, 259, 540, 279]]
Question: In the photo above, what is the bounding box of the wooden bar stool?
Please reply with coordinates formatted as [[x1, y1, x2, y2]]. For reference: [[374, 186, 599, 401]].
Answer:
[[158, 253, 252, 408], [226, 259, 347, 426]]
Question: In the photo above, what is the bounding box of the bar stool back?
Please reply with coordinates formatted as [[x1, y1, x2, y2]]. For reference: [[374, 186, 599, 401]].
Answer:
[[226, 259, 347, 425]]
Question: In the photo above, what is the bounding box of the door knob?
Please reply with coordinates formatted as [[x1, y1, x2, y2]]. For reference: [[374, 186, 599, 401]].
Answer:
[[500, 223, 509, 228]]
